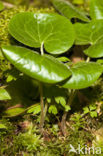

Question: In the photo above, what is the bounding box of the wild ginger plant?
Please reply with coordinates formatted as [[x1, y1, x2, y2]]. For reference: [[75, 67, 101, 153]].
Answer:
[[2, 0, 103, 135], [51, 0, 103, 135], [2, 12, 74, 133]]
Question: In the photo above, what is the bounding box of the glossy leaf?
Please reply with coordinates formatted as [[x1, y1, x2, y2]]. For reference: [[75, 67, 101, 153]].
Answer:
[[0, 88, 11, 100], [84, 42, 103, 58], [74, 20, 103, 45], [52, 0, 90, 22], [9, 12, 75, 54], [62, 62, 103, 89], [2, 46, 71, 84], [90, 0, 103, 20], [0, 1, 4, 11]]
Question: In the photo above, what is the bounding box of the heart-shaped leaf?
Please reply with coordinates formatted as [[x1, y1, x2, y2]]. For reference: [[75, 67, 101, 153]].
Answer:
[[0, 88, 11, 100], [52, 0, 90, 22], [62, 62, 103, 89], [90, 0, 103, 20], [74, 20, 103, 45], [84, 42, 103, 58], [9, 12, 75, 54], [2, 46, 71, 84]]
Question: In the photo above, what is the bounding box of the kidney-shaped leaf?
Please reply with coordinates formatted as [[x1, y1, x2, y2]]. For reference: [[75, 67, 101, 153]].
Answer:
[[9, 12, 75, 54], [74, 20, 103, 45], [84, 42, 103, 58], [74, 23, 91, 45], [62, 62, 103, 89], [90, 0, 103, 20], [2, 46, 71, 84], [52, 0, 90, 22]]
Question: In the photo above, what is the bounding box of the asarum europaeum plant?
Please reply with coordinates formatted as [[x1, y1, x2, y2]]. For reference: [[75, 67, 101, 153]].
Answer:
[[2, 0, 103, 134], [52, 0, 103, 58]]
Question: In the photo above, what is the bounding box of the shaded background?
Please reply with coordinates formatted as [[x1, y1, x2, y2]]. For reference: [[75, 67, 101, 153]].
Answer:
[[2, 0, 90, 10]]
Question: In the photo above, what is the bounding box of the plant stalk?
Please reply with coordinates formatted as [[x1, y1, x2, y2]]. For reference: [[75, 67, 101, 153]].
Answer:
[[39, 43, 45, 134], [44, 100, 48, 118], [39, 83, 45, 133], [86, 57, 90, 62], [61, 90, 77, 136], [41, 42, 44, 55]]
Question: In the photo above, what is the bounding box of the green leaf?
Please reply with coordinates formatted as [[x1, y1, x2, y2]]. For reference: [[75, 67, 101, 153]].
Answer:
[[55, 96, 66, 106], [9, 12, 75, 54], [47, 98, 51, 103], [55, 96, 71, 111], [74, 23, 91, 45], [84, 42, 103, 58], [0, 88, 11, 100], [97, 59, 103, 65], [65, 105, 71, 112], [6, 75, 16, 82], [90, 111, 97, 118], [57, 56, 70, 62], [89, 105, 96, 111], [74, 20, 103, 45], [6, 68, 20, 82], [0, 123, 7, 129], [90, 0, 103, 20], [48, 105, 58, 115], [2, 46, 71, 84], [73, 0, 84, 5], [83, 107, 89, 114], [62, 62, 103, 89], [0, 1, 4, 11], [52, 0, 90, 22], [27, 104, 41, 115], [4, 107, 25, 117]]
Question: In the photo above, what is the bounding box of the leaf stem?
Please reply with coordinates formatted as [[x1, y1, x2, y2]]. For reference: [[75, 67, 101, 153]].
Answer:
[[86, 57, 90, 62], [39, 42, 45, 134], [41, 42, 44, 55], [44, 100, 48, 118], [61, 89, 77, 136], [39, 82, 45, 134]]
